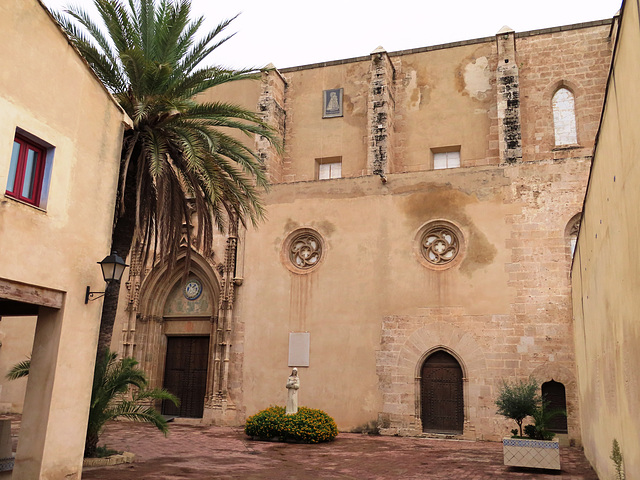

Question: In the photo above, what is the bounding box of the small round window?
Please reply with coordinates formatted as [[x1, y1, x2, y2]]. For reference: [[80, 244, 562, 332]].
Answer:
[[416, 221, 465, 270], [283, 229, 325, 273]]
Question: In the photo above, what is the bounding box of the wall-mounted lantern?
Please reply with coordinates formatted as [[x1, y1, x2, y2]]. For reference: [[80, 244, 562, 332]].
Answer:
[[85, 252, 128, 304]]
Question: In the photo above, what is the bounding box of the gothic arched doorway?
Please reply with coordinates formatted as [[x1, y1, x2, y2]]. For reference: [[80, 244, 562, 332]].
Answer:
[[420, 350, 464, 433], [160, 274, 214, 418]]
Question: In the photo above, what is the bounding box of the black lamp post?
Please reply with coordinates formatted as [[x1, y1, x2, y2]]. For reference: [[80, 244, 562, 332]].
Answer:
[[85, 252, 128, 303]]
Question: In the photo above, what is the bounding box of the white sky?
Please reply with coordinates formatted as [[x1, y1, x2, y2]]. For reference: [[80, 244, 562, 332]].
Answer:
[[41, 0, 622, 70]]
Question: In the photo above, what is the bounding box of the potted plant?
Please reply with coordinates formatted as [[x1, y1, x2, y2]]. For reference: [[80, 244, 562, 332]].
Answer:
[[495, 377, 562, 471]]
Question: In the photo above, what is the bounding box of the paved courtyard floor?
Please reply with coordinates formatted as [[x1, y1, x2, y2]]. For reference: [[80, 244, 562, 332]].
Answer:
[[79, 421, 599, 480]]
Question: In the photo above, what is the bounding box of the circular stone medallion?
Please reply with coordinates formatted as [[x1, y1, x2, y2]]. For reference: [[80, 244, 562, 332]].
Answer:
[[283, 229, 325, 274], [416, 221, 465, 270], [183, 278, 202, 300]]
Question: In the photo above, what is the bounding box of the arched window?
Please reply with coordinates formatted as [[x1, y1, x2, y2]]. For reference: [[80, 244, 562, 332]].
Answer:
[[552, 88, 578, 146], [566, 213, 581, 257]]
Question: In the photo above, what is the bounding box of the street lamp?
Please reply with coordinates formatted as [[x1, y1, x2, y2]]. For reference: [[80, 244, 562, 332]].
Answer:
[[85, 252, 128, 303]]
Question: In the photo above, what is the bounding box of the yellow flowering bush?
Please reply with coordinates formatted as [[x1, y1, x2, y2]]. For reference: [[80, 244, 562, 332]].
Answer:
[[245, 406, 338, 443], [244, 406, 286, 439]]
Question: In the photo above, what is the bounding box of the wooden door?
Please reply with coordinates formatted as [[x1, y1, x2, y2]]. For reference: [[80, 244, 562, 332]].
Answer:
[[421, 351, 464, 433], [162, 336, 210, 418]]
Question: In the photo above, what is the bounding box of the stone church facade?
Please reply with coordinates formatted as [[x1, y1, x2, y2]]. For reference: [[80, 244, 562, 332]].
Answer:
[[110, 17, 615, 444]]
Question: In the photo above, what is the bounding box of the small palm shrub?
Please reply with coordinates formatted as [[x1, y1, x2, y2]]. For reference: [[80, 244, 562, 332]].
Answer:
[[7, 351, 178, 457], [523, 400, 566, 440], [245, 406, 338, 443]]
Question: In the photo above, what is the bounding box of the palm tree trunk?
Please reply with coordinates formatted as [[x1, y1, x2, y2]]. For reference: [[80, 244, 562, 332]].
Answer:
[[95, 148, 139, 361], [84, 431, 99, 458]]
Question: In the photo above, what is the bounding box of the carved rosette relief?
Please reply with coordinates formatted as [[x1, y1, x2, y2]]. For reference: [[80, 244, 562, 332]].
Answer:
[[283, 229, 324, 273], [416, 221, 465, 270]]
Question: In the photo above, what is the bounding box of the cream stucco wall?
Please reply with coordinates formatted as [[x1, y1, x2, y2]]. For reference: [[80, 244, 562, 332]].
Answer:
[[0, 0, 127, 478], [571, 0, 640, 477]]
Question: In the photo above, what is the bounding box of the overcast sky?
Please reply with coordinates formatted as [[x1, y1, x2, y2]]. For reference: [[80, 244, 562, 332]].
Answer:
[[41, 0, 622, 70]]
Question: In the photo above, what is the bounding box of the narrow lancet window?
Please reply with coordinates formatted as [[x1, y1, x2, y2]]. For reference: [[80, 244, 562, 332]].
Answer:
[[552, 88, 577, 146]]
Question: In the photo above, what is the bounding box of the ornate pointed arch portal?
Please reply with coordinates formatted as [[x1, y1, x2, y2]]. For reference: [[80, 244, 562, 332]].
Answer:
[[129, 250, 239, 424]]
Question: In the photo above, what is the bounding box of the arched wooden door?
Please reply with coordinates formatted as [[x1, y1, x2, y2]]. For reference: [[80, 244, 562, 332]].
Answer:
[[421, 351, 464, 433]]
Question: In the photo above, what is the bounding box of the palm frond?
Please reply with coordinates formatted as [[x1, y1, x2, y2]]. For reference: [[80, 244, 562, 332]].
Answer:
[[6, 358, 31, 380], [53, 0, 281, 339]]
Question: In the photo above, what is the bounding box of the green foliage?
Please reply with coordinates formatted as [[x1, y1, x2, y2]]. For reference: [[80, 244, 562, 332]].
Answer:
[[245, 406, 338, 444], [7, 350, 178, 457], [52, 0, 280, 266], [244, 406, 286, 440], [283, 407, 339, 443], [85, 350, 179, 457], [94, 445, 121, 458], [6, 358, 30, 380], [611, 438, 625, 480], [495, 376, 540, 437], [523, 400, 565, 440]]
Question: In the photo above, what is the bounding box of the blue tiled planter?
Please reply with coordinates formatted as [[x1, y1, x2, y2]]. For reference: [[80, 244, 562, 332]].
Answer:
[[503, 437, 560, 470]]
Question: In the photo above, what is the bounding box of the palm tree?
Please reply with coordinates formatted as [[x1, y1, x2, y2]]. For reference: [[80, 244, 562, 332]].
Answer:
[[6, 352, 178, 457], [52, 0, 278, 358], [85, 350, 178, 457]]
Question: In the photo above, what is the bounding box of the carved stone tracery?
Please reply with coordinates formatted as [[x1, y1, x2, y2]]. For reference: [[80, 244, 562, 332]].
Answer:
[[289, 231, 322, 270], [421, 225, 460, 266]]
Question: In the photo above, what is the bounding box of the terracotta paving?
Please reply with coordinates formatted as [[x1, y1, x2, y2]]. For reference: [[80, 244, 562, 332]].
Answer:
[[79, 421, 599, 480]]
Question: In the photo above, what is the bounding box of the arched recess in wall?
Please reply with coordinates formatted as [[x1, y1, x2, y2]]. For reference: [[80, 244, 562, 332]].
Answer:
[[542, 380, 568, 433], [418, 348, 465, 434], [135, 251, 221, 418], [531, 363, 577, 438], [565, 213, 582, 258], [552, 87, 578, 146]]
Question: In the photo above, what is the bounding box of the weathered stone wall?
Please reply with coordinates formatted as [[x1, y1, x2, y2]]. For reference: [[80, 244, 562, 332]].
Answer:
[[374, 159, 588, 442], [517, 22, 612, 163]]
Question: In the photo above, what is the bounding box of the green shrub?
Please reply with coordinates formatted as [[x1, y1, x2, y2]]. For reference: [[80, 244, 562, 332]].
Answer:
[[495, 376, 540, 437], [245, 406, 338, 443], [283, 407, 339, 443], [244, 406, 287, 439]]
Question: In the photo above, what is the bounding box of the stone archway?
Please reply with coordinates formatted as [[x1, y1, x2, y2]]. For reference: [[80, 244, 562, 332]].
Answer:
[[160, 273, 214, 418], [376, 317, 487, 437], [531, 363, 579, 443], [132, 252, 223, 421]]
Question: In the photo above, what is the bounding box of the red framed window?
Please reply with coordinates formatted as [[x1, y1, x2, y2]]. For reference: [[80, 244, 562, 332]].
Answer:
[[6, 135, 47, 206]]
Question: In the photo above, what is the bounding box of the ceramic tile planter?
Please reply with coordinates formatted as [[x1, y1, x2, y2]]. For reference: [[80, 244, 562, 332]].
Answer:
[[503, 438, 560, 470]]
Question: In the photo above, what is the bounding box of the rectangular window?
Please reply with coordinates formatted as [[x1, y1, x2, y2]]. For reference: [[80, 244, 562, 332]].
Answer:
[[432, 149, 461, 170], [6, 134, 48, 206], [316, 156, 342, 180]]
